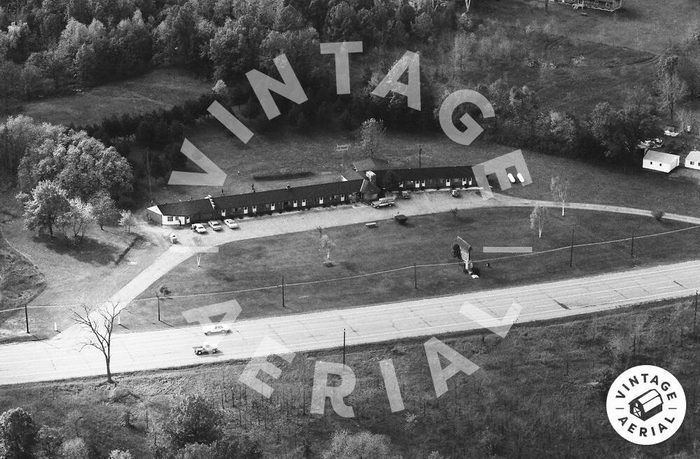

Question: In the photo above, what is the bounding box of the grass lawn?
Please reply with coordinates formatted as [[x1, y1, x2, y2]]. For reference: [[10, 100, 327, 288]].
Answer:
[[12, 68, 212, 127], [0, 186, 170, 338], [478, 0, 700, 55], [126, 207, 700, 328], [2, 300, 697, 457]]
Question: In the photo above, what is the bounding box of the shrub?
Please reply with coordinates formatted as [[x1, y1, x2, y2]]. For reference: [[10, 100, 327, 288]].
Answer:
[[652, 210, 665, 221]]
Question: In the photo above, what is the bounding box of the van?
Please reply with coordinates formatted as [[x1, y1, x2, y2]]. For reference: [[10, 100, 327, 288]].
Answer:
[[371, 197, 395, 208]]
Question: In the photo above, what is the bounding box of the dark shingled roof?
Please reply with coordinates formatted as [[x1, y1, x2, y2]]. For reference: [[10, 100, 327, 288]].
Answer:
[[157, 199, 214, 216], [373, 166, 474, 182], [212, 179, 364, 209]]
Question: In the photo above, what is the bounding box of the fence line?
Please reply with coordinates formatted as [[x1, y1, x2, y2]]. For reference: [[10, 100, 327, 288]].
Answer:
[[3, 224, 700, 313]]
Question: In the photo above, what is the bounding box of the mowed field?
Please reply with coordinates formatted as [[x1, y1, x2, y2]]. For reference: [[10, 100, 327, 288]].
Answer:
[[13, 68, 212, 127], [1, 300, 697, 457], [125, 207, 700, 328]]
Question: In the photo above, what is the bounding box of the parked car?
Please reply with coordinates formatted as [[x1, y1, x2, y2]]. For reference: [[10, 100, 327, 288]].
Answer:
[[208, 220, 223, 231], [371, 197, 395, 208], [191, 223, 206, 233], [203, 324, 231, 335], [223, 218, 239, 229], [193, 343, 218, 355], [400, 191, 411, 199], [451, 189, 461, 198], [169, 233, 177, 244], [394, 214, 408, 225]]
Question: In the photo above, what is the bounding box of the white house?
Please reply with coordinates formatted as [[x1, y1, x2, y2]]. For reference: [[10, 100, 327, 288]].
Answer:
[[642, 150, 679, 173], [684, 151, 700, 171]]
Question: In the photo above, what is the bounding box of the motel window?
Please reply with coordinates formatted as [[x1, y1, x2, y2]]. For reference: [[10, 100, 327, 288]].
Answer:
[[341, 195, 345, 201], [293, 200, 298, 207], [302, 199, 306, 206], [252, 206, 257, 212], [167, 216, 173, 221], [271, 203, 276, 210], [319, 197, 324, 204], [691, 161, 695, 166], [244, 207, 249, 214]]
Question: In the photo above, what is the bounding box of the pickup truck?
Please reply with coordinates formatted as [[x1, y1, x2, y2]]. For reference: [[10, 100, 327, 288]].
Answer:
[[193, 343, 219, 355]]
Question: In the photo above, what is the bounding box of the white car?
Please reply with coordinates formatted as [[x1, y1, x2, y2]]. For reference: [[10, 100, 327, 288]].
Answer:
[[203, 324, 231, 336], [223, 218, 239, 229], [208, 220, 223, 231], [191, 223, 206, 234]]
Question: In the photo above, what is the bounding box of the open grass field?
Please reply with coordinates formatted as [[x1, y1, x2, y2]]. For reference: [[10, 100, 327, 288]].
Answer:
[[12, 68, 212, 127], [479, 0, 700, 54], [1, 300, 697, 457], [155, 127, 700, 217], [125, 207, 700, 328]]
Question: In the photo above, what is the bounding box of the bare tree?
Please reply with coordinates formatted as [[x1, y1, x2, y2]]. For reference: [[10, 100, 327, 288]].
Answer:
[[358, 118, 386, 157], [550, 176, 569, 216], [657, 72, 689, 121], [119, 210, 135, 233], [529, 205, 549, 239], [72, 302, 120, 384], [320, 234, 335, 265]]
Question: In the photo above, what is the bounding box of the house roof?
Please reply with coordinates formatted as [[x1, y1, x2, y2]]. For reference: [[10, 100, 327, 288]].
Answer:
[[644, 150, 679, 164], [353, 157, 391, 172], [685, 151, 700, 162], [341, 169, 366, 181]]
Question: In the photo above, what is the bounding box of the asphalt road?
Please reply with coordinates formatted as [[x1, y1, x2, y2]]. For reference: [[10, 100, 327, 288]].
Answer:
[[1, 259, 698, 385]]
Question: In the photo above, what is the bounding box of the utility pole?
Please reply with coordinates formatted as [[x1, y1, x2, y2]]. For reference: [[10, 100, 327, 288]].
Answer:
[[631, 231, 635, 258], [281, 276, 286, 308], [414, 262, 418, 289], [694, 290, 698, 335], [569, 227, 575, 268], [24, 303, 29, 333], [157, 296, 161, 322], [418, 145, 422, 169], [343, 329, 346, 366]]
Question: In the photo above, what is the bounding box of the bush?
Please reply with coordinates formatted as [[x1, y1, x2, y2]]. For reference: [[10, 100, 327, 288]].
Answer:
[[652, 210, 665, 221], [164, 395, 223, 449]]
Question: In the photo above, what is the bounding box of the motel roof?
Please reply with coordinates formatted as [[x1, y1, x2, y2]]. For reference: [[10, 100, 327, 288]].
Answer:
[[373, 166, 474, 182], [157, 198, 215, 217], [212, 179, 365, 209], [643, 150, 679, 164]]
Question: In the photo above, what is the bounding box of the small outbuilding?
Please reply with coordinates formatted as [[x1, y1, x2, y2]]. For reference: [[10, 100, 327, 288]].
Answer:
[[642, 150, 680, 173], [684, 151, 700, 171]]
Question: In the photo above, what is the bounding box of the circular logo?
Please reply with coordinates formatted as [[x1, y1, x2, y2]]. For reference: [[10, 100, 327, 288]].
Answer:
[[606, 365, 686, 445]]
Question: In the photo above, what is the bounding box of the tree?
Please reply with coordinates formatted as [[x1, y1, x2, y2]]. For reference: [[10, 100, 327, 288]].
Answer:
[[72, 302, 120, 383], [550, 176, 569, 216], [119, 209, 135, 233], [0, 408, 38, 459], [320, 234, 335, 264], [164, 395, 223, 449], [90, 191, 119, 230], [17, 130, 133, 201], [529, 205, 549, 239], [359, 118, 386, 157], [60, 437, 89, 459], [34, 426, 64, 459], [321, 430, 398, 459], [19, 64, 43, 100], [108, 450, 133, 459], [657, 71, 689, 120], [19, 180, 70, 237], [0, 115, 63, 174], [58, 198, 94, 242]]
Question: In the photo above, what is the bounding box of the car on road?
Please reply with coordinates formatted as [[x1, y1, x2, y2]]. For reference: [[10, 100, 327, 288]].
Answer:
[[193, 343, 218, 355], [208, 220, 223, 231], [191, 223, 207, 233], [203, 324, 231, 335], [223, 218, 239, 229]]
